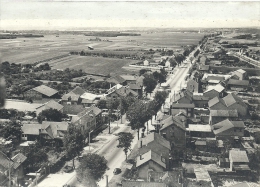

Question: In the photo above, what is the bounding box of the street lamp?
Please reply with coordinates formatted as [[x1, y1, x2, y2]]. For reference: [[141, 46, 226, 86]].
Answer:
[[89, 130, 93, 152]]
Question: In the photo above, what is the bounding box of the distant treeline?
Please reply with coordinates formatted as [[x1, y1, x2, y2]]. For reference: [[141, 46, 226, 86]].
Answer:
[[84, 31, 141, 37], [0, 34, 44, 39]]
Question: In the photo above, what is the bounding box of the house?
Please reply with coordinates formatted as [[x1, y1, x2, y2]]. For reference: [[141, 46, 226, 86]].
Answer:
[[208, 93, 248, 117], [227, 79, 249, 91], [136, 150, 167, 180], [230, 69, 247, 80], [80, 92, 103, 107], [143, 60, 150, 66], [122, 181, 167, 187], [36, 100, 64, 116], [213, 119, 245, 139], [71, 105, 101, 134], [171, 103, 195, 117], [147, 170, 183, 187], [186, 124, 214, 138], [171, 91, 192, 104], [105, 86, 138, 100], [107, 75, 127, 85], [199, 56, 209, 65], [128, 84, 143, 98], [120, 75, 138, 85], [24, 85, 59, 100], [192, 93, 209, 108], [138, 133, 171, 169], [203, 84, 225, 100], [209, 110, 239, 125], [61, 86, 85, 105], [21, 121, 69, 145], [201, 74, 231, 85], [229, 149, 250, 172], [197, 65, 210, 73], [62, 104, 85, 118], [159, 115, 187, 149], [187, 79, 199, 93], [0, 151, 27, 186]]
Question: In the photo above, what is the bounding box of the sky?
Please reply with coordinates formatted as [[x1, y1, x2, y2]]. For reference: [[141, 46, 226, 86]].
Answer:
[[0, 0, 259, 30]]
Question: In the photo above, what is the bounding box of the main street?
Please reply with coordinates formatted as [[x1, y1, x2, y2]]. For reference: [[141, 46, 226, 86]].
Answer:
[[42, 47, 198, 187]]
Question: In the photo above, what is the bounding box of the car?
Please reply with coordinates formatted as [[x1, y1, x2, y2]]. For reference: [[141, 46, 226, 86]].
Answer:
[[113, 168, 121, 175], [63, 165, 73, 173]]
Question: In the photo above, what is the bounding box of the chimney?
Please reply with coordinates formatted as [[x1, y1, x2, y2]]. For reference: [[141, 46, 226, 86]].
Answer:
[[140, 154, 143, 160], [140, 140, 143, 148]]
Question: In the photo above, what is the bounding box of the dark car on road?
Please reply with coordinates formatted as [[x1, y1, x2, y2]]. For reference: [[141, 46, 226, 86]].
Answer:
[[63, 165, 73, 173], [113, 168, 121, 175]]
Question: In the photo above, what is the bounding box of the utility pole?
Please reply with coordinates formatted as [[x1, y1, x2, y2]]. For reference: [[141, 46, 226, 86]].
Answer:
[[8, 161, 11, 187], [106, 100, 111, 134]]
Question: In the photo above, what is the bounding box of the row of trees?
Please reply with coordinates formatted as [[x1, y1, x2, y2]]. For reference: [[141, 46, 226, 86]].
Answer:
[[126, 91, 168, 139]]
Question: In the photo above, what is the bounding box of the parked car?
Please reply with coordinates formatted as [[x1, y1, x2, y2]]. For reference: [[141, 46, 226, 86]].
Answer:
[[113, 168, 121, 175], [63, 165, 73, 173]]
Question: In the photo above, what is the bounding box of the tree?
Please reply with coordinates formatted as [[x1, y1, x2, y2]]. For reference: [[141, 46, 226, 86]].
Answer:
[[0, 120, 22, 144], [37, 108, 63, 123], [139, 69, 148, 76], [126, 100, 147, 139], [76, 168, 97, 187], [117, 132, 134, 160], [154, 91, 168, 106], [22, 142, 48, 171], [63, 124, 85, 168], [143, 76, 157, 95], [77, 153, 108, 181]]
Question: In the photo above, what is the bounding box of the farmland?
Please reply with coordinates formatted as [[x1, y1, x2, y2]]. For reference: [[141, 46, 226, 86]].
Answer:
[[0, 31, 203, 75]]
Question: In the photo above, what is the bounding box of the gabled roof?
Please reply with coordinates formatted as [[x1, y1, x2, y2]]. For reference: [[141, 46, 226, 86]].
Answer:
[[160, 116, 186, 131], [186, 124, 212, 132], [0, 151, 13, 170], [208, 97, 220, 108], [36, 100, 64, 111], [32, 85, 58, 97], [129, 83, 142, 90], [63, 104, 85, 115], [210, 110, 238, 117], [11, 153, 27, 169], [222, 93, 247, 108], [192, 95, 209, 101], [229, 149, 249, 163], [236, 69, 246, 74], [205, 84, 225, 93], [22, 123, 41, 135], [198, 65, 210, 71], [138, 133, 171, 150], [41, 121, 69, 139], [122, 181, 167, 187], [78, 105, 102, 117], [213, 119, 245, 135], [171, 103, 195, 109], [136, 150, 166, 169], [70, 86, 85, 95], [227, 79, 249, 86], [115, 86, 138, 97], [120, 75, 137, 81]]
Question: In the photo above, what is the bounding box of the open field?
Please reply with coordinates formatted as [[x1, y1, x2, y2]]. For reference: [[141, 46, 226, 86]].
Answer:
[[0, 32, 203, 75], [49, 55, 138, 76]]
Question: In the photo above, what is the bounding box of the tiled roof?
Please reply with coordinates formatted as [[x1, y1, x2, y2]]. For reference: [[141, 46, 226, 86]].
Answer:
[[138, 133, 171, 150], [62, 93, 80, 101], [222, 93, 247, 108], [192, 95, 209, 101], [208, 97, 220, 108], [115, 86, 138, 97], [160, 116, 186, 131], [213, 119, 235, 135], [129, 83, 142, 90], [70, 86, 85, 95], [63, 105, 85, 115], [198, 65, 210, 71], [32, 85, 58, 97], [236, 69, 246, 74], [205, 84, 225, 93], [22, 123, 41, 135], [78, 105, 102, 117], [37, 100, 64, 111], [120, 75, 137, 81], [210, 110, 238, 117], [171, 103, 195, 109], [136, 150, 166, 169], [206, 76, 225, 82], [41, 121, 69, 139], [0, 151, 13, 170], [11, 153, 27, 169], [229, 149, 249, 163], [186, 124, 212, 132], [122, 181, 167, 187], [227, 79, 249, 86]]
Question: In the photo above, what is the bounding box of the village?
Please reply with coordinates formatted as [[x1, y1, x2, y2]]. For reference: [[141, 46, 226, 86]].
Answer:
[[0, 27, 260, 187]]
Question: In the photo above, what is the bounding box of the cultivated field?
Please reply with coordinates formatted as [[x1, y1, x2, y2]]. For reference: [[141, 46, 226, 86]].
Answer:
[[49, 55, 138, 76], [0, 31, 203, 75]]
